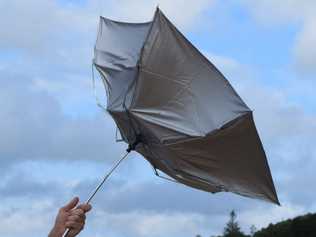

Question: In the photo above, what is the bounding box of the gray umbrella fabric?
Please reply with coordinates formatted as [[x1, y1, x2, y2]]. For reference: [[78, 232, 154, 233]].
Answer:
[[93, 8, 279, 205]]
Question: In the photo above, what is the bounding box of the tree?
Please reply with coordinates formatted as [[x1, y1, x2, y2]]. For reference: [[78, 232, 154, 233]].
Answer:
[[254, 213, 316, 237], [250, 225, 257, 236], [223, 210, 246, 237]]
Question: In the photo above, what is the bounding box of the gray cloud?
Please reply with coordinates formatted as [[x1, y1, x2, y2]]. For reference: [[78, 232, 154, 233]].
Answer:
[[0, 71, 125, 166], [0, 173, 61, 199], [0, 161, 311, 237], [73, 177, 256, 215]]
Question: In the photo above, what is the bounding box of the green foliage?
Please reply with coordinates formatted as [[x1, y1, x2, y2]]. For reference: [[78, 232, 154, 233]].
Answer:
[[197, 211, 316, 237], [254, 213, 316, 237]]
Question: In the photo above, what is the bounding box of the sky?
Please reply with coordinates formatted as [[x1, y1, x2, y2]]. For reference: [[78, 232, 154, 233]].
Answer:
[[1, 0, 316, 236]]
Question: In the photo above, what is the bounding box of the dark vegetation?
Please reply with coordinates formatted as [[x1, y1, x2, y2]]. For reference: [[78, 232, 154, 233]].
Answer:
[[195, 211, 316, 237]]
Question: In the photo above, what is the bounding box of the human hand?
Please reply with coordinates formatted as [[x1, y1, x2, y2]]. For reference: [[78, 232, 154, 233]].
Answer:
[[48, 197, 92, 237]]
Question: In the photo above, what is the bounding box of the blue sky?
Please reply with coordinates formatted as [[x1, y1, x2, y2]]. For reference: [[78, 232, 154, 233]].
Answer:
[[1, 0, 316, 237]]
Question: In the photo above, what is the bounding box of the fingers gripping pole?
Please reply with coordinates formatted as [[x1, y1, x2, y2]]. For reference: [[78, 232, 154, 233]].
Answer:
[[62, 151, 130, 237]]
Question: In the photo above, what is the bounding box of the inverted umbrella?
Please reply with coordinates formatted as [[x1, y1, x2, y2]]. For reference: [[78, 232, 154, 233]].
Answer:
[[64, 8, 279, 236], [64, 7, 279, 237], [92, 8, 279, 205]]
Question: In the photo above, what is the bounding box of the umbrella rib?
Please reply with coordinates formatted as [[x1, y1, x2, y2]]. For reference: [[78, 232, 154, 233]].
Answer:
[[140, 68, 189, 86]]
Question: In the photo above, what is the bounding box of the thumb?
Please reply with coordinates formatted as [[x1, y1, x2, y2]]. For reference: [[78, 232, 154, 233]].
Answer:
[[62, 197, 79, 212]]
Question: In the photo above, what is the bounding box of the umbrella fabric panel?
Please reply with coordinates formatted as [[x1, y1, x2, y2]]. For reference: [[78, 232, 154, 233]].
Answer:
[[166, 113, 279, 204], [129, 111, 190, 144], [95, 66, 138, 111], [130, 9, 251, 143], [136, 142, 222, 194], [130, 111, 220, 193], [94, 17, 152, 111], [109, 111, 140, 143], [133, 111, 279, 203]]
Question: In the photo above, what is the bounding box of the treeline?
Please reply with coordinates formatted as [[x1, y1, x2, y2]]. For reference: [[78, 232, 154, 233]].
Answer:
[[254, 213, 316, 237], [196, 211, 316, 237]]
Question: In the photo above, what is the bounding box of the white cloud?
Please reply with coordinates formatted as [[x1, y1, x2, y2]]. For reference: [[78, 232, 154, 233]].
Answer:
[[239, 0, 308, 24], [0, 0, 214, 53], [0, 198, 56, 237], [102, 0, 214, 29], [206, 52, 244, 74], [294, 15, 316, 73], [239, 0, 316, 74], [0, 1, 85, 51]]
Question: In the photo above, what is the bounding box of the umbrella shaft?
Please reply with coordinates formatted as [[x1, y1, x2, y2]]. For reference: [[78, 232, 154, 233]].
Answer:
[[86, 151, 130, 204], [62, 151, 130, 237]]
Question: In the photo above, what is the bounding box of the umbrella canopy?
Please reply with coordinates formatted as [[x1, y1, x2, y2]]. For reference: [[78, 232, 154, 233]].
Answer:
[[93, 8, 279, 204]]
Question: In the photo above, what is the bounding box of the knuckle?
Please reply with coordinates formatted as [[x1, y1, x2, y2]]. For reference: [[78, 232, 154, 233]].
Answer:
[[68, 215, 80, 222], [74, 209, 83, 215], [65, 221, 74, 228]]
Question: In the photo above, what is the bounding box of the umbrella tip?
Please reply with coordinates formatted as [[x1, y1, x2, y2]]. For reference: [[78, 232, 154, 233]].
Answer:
[[276, 199, 281, 206], [272, 195, 281, 206]]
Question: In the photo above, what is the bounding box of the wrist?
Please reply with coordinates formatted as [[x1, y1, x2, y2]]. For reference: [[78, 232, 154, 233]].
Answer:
[[48, 226, 65, 237]]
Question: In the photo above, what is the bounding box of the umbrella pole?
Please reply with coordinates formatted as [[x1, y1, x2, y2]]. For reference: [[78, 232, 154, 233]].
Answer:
[[85, 151, 130, 204], [62, 151, 130, 237]]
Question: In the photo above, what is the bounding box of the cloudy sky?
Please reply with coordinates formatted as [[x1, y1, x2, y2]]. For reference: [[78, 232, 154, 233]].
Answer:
[[1, 0, 316, 236]]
